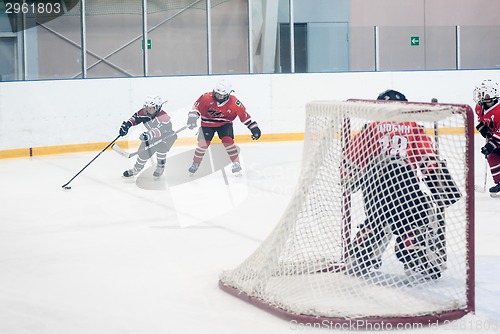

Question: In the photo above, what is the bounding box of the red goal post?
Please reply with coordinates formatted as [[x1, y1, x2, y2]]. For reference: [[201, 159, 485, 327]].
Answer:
[[219, 99, 475, 328]]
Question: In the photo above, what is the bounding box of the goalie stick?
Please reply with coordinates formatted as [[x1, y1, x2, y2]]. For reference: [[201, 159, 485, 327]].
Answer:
[[474, 159, 488, 193], [112, 125, 187, 159]]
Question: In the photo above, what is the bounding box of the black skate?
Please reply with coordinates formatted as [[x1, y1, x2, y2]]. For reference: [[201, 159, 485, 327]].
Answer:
[[490, 183, 500, 198], [153, 159, 166, 178], [231, 161, 242, 175], [188, 162, 200, 175], [396, 229, 445, 281], [123, 167, 141, 177]]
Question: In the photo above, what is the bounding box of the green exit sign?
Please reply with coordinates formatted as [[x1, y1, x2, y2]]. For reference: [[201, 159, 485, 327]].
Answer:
[[142, 39, 152, 50], [410, 36, 420, 46]]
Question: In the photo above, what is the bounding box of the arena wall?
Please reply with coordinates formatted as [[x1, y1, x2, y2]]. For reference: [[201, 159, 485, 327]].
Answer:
[[0, 70, 497, 157]]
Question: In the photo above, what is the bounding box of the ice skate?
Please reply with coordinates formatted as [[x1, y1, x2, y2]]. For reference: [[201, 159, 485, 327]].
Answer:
[[123, 167, 141, 177], [231, 161, 242, 176], [153, 159, 166, 178], [489, 183, 500, 198], [188, 162, 200, 175]]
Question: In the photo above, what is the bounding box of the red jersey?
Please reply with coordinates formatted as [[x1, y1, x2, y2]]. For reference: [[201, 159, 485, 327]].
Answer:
[[475, 101, 500, 144], [191, 92, 253, 128], [344, 121, 437, 173]]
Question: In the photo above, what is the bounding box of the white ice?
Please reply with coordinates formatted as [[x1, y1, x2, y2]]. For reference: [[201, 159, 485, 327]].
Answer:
[[0, 135, 499, 333]]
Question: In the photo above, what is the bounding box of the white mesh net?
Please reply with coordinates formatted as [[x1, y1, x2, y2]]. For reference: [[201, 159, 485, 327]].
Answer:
[[219, 100, 474, 324]]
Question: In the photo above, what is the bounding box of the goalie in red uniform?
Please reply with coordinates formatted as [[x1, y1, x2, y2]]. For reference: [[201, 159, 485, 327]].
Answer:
[[186, 79, 261, 175], [474, 79, 500, 198], [343, 90, 461, 280]]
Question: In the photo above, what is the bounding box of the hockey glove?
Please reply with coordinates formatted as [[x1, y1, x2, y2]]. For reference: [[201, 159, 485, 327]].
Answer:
[[119, 121, 132, 136], [247, 121, 261, 140], [187, 111, 199, 130], [425, 160, 462, 207], [476, 122, 490, 138], [251, 126, 261, 140], [481, 141, 497, 157], [140, 130, 155, 142]]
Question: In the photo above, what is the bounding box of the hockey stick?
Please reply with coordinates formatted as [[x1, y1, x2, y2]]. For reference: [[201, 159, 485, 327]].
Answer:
[[61, 134, 121, 189], [474, 159, 488, 193], [112, 125, 187, 159]]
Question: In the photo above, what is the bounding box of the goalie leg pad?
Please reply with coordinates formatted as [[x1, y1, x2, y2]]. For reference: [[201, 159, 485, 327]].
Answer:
[[346, 222, 392, 276], [395, 215, 447, 280]]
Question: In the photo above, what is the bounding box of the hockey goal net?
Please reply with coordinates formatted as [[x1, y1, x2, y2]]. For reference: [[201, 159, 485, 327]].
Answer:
[[219, 99, 474, 327]]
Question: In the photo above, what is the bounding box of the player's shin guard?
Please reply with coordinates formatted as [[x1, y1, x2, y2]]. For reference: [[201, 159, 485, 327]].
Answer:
[[154, 152, 167, 177], [193, 140, 210, 163], [221, 136, 239, 162], [489, 155, 500, 198], [346, 223, 391, 276]]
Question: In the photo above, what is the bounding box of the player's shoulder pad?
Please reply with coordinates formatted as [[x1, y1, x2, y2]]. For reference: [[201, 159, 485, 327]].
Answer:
[[198, 92, 212, 102], [235, 99, 244, 108], [156, 110, 170, 122], [137, 108, 148, 117]]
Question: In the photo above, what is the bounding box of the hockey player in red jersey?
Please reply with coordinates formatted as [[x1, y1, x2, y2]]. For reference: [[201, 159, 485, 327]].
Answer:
[[186, 79, 261, 174], [474, 79, 500, 198], [343, 90, 460, 280], [118, 95, 177, 178]]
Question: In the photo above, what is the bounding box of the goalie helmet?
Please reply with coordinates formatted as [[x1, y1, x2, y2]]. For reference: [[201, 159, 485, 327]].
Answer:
[[213, 80, 232, 104], [143, 95, 163, 117], [377, 89, 407, 101], [473, 79, 499, 106]]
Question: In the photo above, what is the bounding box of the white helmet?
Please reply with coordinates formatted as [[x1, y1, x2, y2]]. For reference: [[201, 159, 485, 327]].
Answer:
[[473, 79, 499, 105], [143, 95, 163, 116], [213, 80, 232, 104]]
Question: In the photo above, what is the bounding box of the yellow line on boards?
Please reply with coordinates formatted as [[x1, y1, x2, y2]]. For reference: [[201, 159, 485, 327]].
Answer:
[[0, 128, 473, 160], [0, 133, 305, 160]]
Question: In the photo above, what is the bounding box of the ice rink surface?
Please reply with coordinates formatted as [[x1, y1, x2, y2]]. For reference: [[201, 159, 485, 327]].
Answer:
[[1, 134, 499, 333]]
